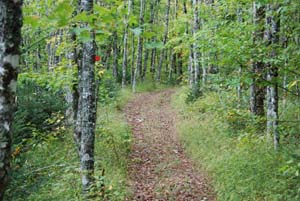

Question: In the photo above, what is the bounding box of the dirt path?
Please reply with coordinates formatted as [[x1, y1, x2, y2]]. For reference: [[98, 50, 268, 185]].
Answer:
[[125, 89, 215, 201]]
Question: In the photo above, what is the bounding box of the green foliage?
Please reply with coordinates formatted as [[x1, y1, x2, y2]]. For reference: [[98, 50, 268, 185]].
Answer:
[[98, 73, 120, 105], [6, 88, 133, 201], [185, 84, 203, 103], [13, 76, 67, 145], [172, 87, 300, 201], [135, 79, 171, 93]]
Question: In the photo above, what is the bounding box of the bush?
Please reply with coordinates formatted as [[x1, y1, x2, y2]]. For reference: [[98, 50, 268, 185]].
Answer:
[[13, 78, 67, 145], [185, 84, 203, 103]]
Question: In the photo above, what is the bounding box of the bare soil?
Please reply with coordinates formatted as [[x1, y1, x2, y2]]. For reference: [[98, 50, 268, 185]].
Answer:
[[124, 89, 215, 201]]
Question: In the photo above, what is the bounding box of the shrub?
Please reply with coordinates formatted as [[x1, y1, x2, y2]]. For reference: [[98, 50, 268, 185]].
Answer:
[[13, 78, 67, 145]]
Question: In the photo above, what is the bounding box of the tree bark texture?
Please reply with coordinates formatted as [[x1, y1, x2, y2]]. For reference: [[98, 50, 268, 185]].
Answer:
[[74, 0, 97, 192], [133, 0, 144, 93], [265, 4, 280, 150], [122, 0, 132, 88], [192, 0, 200, 88], [0, 1, 22, 199], [250, 2, 266, 116]]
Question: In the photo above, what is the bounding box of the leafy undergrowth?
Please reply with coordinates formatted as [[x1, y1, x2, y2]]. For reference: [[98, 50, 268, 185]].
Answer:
[[135, 75, 176, 93], [5, 89, 133, 201], [172, 87, 300, 201]]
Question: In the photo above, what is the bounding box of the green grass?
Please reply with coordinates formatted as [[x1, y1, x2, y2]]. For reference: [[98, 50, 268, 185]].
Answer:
[[171, 86, 300, 201], [5, 89, 133, 201]]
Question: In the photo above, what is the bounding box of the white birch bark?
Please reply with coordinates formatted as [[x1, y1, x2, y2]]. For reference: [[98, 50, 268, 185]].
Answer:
[[265, 4, 280, 150], [0, 1, 22, 199], [192, 0, 200, 88], [121, 0, 132, 88], [133, 0, 144, 93]]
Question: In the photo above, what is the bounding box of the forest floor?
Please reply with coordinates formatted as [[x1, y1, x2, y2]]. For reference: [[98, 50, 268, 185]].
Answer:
[[124, 89, 215, 201]]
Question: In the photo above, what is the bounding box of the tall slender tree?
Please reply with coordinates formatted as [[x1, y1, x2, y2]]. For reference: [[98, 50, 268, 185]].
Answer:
[[192, 0, 201, 89], [184, 0, 194, 87], [112, 31, 118, 79], [0, 0, 23, 199], [132, 0, 144, 92], [150, 0, 158, 79], [157, 0, 171, 81], [250, 2, 266, 116], [265, 3, 280, 150], [74, 0, 97, 192], [122, 0, 132, 88]]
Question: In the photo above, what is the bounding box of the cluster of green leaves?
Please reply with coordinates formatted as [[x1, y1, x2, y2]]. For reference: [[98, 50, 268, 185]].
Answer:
[[97, 72, 120, 105], [13, 74, 67, 146]]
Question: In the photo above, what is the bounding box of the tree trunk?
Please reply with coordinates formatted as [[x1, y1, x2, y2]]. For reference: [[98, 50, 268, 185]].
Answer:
[[0, 1, 22, 199], [130, 33, 135, 84], [74, 0, 97, 192], [149, 1, 157, 80], [184, 1, 194, 87], [192, 0, 200, 89], [151, 48, 156, 80], [142, 48, 149, 80], [112, 31, 119, 79], [122, 0, 132, 88], [250, 2, 266, 116], [133, 0, 144, 92], [265, 4, 280, 150], [156, 0, 171, 81], [236, 8, 243, 105]]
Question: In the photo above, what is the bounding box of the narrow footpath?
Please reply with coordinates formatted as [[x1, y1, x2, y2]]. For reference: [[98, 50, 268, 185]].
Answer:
[[125, 89, 215, 201]]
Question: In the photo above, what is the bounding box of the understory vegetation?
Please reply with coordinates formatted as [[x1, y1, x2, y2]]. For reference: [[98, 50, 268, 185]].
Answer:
[[5, 75, 133, 201], [172, 87, 300, 201]]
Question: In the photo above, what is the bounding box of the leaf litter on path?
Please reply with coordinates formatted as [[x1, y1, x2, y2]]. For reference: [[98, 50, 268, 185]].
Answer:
[[125, 89, 215, 201]]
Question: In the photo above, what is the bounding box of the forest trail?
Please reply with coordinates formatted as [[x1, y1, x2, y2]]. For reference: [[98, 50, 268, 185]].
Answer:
[[124, 89, 215, 201]]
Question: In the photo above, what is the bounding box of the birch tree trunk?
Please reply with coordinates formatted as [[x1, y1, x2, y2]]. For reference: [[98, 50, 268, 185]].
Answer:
[[133, 0, 144, 92], [112, 31, 118, 79], [156, 0, 171, 81], [74, 0, 97, 192], [250, 2, 266, 116], [150, 1, 157, 79], [0, 1, 22, 199], [184, 0, 194, 87], [122, 0, 132, 88], [141, 1, 148, 81], [192, 0, 201, 89], [142, 48, 149, 81], [236, 8, 243, 105], [265, 4, 280, 150], [130, 33, 135, 84]]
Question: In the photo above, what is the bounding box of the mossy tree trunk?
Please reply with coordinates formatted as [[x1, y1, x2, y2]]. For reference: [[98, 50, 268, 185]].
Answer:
[[74, 0, 97, 193]]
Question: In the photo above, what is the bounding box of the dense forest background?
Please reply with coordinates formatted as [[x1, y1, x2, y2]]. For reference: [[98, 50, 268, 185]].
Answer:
[[1, 0, 300, 200]]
